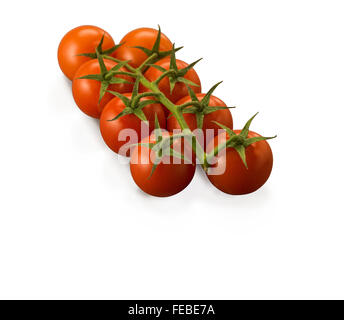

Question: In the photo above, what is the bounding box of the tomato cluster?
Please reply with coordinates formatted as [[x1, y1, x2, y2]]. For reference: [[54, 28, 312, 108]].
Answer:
[[58, 25, 276, 197]]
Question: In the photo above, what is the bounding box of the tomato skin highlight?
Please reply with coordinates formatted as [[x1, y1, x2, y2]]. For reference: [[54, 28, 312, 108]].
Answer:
[[206, 130, 273, 195], [130, 133, 196, 197], [100, 94, 166, 156], [72, 59, 133, 119], [167, 93, 233, 142], [113, 28, 173, 68], [58, 25, 115, 80], [142, 57, 202, 108]]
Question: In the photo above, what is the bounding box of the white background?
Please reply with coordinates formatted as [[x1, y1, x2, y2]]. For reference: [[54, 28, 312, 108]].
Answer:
[[0, 0, 343, 299]]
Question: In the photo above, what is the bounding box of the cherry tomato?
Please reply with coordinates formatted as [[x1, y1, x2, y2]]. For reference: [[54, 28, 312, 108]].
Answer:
[[167, 93, 233, 146], [142, 57, 202, 108], [72, 59, 133, 119], [58, 25, 115, 80], [100, 94, 166, 156], [206, 131, 273, 195], [130, 132, 196, 197], [113, 28, 173, 68]]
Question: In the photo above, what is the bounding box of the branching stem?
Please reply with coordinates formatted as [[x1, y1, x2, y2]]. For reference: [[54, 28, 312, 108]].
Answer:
[[137, 70, 207, 169], [103, 51, 210, 170]]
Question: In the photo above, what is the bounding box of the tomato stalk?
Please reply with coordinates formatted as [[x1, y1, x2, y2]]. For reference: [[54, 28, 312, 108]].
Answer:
[[103, 55, 137, 73], [137, 53, 158, 72], [90, 37, 221, 170], [104, 50, 211, 169], [131, 69, 206, 168]]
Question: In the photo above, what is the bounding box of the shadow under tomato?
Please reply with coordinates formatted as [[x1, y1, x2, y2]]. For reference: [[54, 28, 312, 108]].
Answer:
[[186, 165, 273, 212]]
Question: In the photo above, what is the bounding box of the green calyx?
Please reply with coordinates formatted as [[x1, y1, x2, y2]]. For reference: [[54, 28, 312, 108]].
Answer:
[[135, 114, 192, 178], [150, 44, 202, 93], [177, 82, 234, 129], [77, 46, 134, 104], [133, 25, 183, 67], [77, 34, 123, 59], [207, 113, 277, 168], [107, 78, 160, 122]]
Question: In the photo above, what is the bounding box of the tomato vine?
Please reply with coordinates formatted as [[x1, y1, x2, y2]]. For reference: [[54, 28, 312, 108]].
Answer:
[[68, 25, 277, 194]]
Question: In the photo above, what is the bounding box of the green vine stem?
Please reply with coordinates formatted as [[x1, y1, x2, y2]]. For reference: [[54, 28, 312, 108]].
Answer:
[[100, 48, 213, 169], [137, 70, 208, 169]]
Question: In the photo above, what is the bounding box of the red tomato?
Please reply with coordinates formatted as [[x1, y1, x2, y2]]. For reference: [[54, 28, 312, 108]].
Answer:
[[142, 57, 202, 107], [206, 131, 273, 195], [113, 28, 173, 68], [72, 59, 133, 119], [100, 94, 166, 156], [58, 25, 115, 80], [167, 93, 233, 146], [130, 132, 196, 197]]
